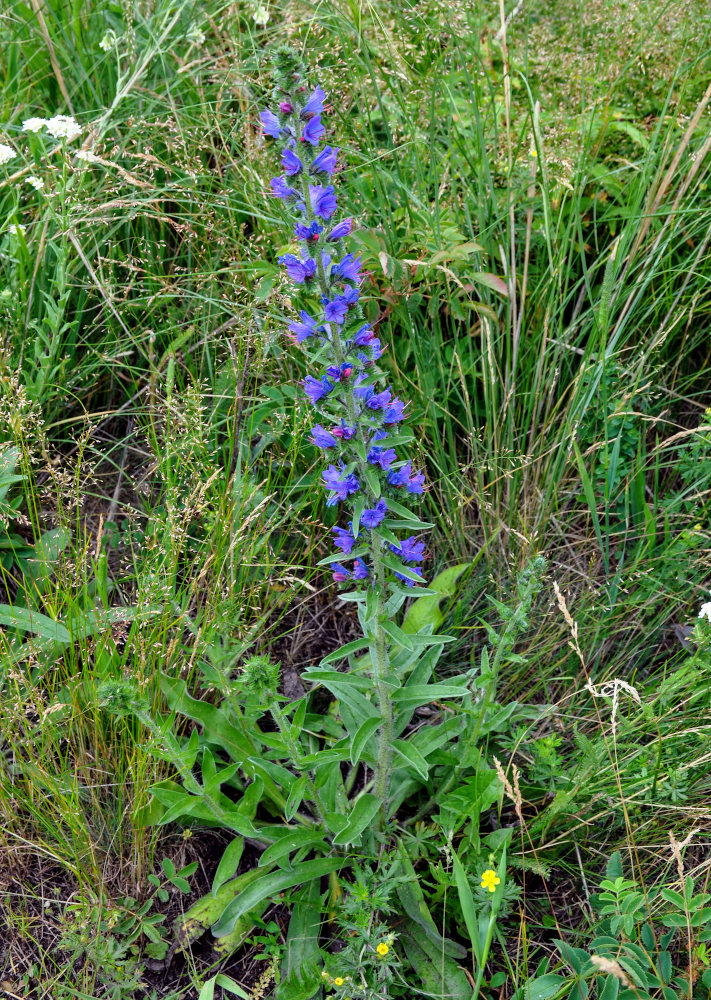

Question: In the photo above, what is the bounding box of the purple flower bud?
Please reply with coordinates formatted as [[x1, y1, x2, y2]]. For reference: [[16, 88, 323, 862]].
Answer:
[[281, 148, 303, 175], [311, 424, 338, 448], [301, 114, 325, 145], [279, 101, 293, 114], [361, 500, 387, 528], [278, 253, 317, 283], [332, 420, 356, 440], [270, 175, 299, 200], [309, 183, 337, 219], [302, 86, 326, 118], [332, 562, 350, 583], [326, 219, 353, 241], [310, 145, 339, 174], [261, 109, 282, 138]]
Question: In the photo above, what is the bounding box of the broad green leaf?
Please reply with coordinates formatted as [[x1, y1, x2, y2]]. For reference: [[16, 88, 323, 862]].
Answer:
[[212, 837, 244, 896], [0, 604, 70, 643], [259, 830, 331, 868], [402, 563, 471, 635], [392, 739, 429, 780], [332, 793, 381, 846], [212, 859, 344, 937], [285, 776, 307, 822], [391, 680, 468, 712], [350, 717, 380, 765], [198, 974, 251, 1000]]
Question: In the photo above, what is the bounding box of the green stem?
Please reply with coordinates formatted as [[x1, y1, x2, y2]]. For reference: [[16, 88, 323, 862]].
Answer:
[[270, 701, 329, 828]]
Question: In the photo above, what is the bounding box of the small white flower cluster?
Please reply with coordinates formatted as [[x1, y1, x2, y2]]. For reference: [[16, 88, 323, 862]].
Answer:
[[75, 149, 99, 163], [253, 5, 269, 25], [698, 601, 711, 623], [99, 29, 117, 52], [0, 143, 17, 165], [186, 23, 206, 45], [8, 223, 26, 237], [27, 175, 44, 190], [22, 114, 82, 142]]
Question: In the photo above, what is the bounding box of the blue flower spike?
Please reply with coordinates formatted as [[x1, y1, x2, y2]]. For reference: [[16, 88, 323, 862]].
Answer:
[[261, 71, 427, 591]]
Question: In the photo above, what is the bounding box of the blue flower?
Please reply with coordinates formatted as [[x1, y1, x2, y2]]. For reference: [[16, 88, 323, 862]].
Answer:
[[310, 145, 339, 174], [326, 219, 353, 241], [311, 424, 338, 448], [407, 470, 426, 494], [367, 432, 397, 470], [361, 500, 387, 528], [395, 568, 421, 588], [390, 536, 425, 563], [333, 525, 357, 553], [301, 115, 325, 145], [323, 464, 360, 505], [342, 285, 360, 305], [367, 338, 383, 360], [331, 253, 362, 283], [295, 220, 323, 241], [278, 253, 317, 283], [366, 388, 393, 411], [302, 86, 326, 118], [352, 324, 374, 346], [303, 375, 335, 405], [387, 461, 412, 488], [281, 148, 303, 175], [383, 398, 405, 423], [353, 558, 370, 580], [270, 175, 299, 200], [289, 309, 321, 342], [323, 296, 350, 324], [261, 108, 282, 138], [309, 183, 337, 219]]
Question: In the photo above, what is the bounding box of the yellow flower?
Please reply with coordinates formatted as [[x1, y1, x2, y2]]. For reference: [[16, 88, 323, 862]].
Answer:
[[480, 869, 501, 893], [376, 942, 389, 956], [334, 978, 345, 986]]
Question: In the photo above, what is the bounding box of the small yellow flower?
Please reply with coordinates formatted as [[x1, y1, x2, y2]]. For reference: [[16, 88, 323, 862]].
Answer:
[[480, 869, 501, 893], [376, 942, 389, 956]]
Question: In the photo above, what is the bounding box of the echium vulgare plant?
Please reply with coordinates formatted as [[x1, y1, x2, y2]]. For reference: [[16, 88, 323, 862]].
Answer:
[[261, 50, 449, 819]]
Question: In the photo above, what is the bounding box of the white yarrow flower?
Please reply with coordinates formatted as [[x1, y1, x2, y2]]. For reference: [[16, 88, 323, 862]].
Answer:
[[27, 175, 45, 190], [253, 5, 270, 25], [99, 30, 117, 52], [8, 223, 26, 236], [698, 602, 711, 622], [22, 117, 47, 133], [46, 115, 82, 142], [75, 149, 99, 163], [0, 143, 17, 165]]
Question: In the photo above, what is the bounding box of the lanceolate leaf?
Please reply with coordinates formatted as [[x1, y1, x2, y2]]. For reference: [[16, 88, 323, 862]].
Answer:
[[212, 859, 344, 937], [332, 793, 381, 846], [0, 604, 70, 643]]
